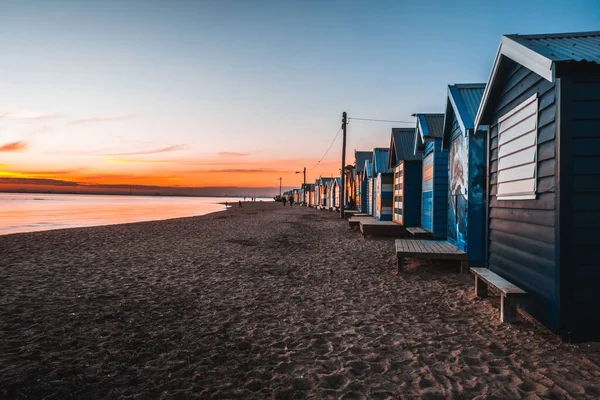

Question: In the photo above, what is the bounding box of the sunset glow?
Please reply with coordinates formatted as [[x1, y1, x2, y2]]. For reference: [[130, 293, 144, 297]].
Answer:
[[1, 1, 597, 194]]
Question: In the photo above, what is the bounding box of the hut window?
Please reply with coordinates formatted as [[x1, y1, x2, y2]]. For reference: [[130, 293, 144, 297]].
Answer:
[[496, 93, 538, 200]]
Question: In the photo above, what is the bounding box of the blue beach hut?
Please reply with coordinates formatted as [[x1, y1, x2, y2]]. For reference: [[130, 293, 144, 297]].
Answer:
[[474, 31, 600, 341], [442, 84, 487, 267], [354, 151, 372, 213], [372, 148, 393, 221], [388, 128, 423, 227], [414, 113, 448, 239], [363, 159, 374, 216]]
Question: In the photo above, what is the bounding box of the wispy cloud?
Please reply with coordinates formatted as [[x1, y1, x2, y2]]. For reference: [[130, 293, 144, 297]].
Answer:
[[70, 114, 137, 125], [50, 144, 187, 157], [104, 144, 187, 156], [217, 152, 250, 157], [0, 141, 28, 152], [0, 110, 59, 120]]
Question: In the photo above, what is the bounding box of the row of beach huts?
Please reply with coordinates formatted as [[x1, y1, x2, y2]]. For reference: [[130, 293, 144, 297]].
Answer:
[[286, 31, 600, 342]]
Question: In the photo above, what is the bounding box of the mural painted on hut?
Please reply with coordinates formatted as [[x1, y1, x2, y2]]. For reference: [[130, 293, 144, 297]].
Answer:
[[448, 134, 468, 249]]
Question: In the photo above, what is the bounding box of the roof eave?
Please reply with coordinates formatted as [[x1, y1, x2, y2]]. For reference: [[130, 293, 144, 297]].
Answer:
[[388, 133, 396, 169], [474, 36, 555, 129]]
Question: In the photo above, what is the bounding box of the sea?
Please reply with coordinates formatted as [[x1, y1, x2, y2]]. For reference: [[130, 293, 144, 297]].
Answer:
[[0, 193, 272, 235]]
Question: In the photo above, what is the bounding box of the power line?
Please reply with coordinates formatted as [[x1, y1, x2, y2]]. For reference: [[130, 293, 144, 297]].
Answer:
[[308, 127, 342, 170], [348, 117, 414, 124]]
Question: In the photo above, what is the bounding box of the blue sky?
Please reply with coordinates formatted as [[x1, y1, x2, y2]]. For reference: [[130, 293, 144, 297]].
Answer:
[[0, 0, 598, 187]]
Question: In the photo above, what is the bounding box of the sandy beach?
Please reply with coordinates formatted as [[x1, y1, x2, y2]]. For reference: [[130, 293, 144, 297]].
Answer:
[[1, 202, 599, 399]]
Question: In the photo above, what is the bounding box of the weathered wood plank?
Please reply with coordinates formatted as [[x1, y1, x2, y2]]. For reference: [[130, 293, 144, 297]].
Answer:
[[470, 268, 527, 295]]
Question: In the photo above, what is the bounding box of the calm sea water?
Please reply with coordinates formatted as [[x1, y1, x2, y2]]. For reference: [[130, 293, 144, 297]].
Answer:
[[0, 193, 271, 235]]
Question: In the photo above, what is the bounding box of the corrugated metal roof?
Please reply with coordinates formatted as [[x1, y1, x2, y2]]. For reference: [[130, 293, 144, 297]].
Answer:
[[507, 31, 600, 64], [390, 128, 421, 165], [454, 84, 485, 126], [416, 113, 445, 139], [475, 31, 600, 128], [444, 84, 485, 141], [372, 148, 392, 174], [354, 151, 372, 172]]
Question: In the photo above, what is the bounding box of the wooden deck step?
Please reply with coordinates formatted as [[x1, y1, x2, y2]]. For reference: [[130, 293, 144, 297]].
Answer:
[[360, 220, 405, 238], [395, 239, 468, 273], [406, 227, 432, 238], [348, 216, 373, 228]]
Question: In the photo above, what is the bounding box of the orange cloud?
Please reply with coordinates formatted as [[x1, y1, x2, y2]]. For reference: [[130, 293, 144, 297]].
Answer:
[[200, 168, 292, 174], [0, 154, 341, 188], [0, 141, 28, 152]]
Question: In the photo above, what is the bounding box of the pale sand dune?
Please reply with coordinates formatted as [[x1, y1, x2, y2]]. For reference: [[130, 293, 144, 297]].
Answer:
[[1, 202, 599, 399]]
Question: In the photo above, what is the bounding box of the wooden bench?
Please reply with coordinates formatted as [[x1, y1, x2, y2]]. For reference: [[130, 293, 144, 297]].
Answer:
[[470, 268, 527, 323], [395, 239, 468, 273], [406, 227, 432, 239]]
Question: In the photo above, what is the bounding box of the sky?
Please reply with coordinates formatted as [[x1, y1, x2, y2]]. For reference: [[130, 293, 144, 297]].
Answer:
[[0, 0, 598, 192]]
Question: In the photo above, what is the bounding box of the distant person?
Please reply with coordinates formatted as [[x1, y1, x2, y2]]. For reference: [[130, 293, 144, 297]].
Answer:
[[244, 196, 246, 201], [225, 201, 228, 208], [289, 196, 294, 207], [282, 197, 287, 206], [239, 200, 243, 208]]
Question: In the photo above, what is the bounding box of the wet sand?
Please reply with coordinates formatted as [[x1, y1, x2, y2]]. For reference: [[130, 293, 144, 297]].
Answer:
[[1, 202, 599, 399]]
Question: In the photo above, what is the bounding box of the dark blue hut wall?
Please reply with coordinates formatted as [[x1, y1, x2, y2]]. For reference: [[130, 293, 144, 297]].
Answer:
[[488, 61, 559, 329], [468, 129, 487, 268], [560, 74, 600, 341], [433, 139, 449, 239], [404, 161, 423, 227], [360, 177, 368, 213]]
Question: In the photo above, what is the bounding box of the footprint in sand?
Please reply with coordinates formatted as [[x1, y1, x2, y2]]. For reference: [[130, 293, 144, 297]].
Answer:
[[339, 391, 367, 400], [292, 377, 311, 391], [346, 360, 369, 377], [320, 373, 348, 390]]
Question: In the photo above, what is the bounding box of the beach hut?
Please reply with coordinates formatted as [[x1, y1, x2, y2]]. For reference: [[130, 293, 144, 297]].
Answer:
[[303, 184, 315, 206], [388, 128, 423, 226], [372, 148, 393, 221], [442, 84, 487, 266], [474, 31, 600, 341], [354, 151, 373, 213], [344, 166, 355, 207], [329, 177, 341, 209], [363, 159, 374, 216], [314, 179, 321, 207], [414, 113, 448, 239], [320, 177, 333, 208]]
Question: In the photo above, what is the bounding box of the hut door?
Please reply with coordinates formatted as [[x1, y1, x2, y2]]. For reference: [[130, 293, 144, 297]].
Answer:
[[393, 163, 403, 224], [448, 134, 468, 251], [367, 179, 373, 215], [422, 153, 434, 232]]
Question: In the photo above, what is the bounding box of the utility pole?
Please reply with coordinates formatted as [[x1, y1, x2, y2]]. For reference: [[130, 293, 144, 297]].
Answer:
[[340, 112, 347, 219], [278, 177, 282, 197], [303, 167, 306, 205]]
